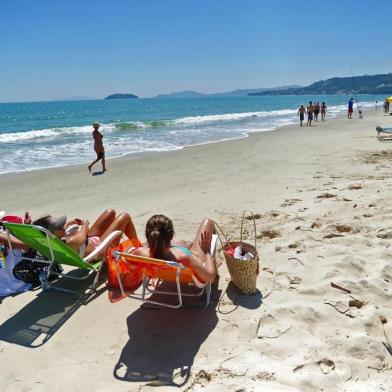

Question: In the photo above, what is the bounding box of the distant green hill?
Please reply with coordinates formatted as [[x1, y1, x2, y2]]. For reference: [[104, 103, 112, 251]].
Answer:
[[153, 85, 301, 98], [248, 73, 392, 96], [104, 93, 138, 100]]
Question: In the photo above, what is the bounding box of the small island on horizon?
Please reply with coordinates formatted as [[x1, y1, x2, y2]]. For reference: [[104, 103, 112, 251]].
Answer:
[[104, 93, 138, 100]]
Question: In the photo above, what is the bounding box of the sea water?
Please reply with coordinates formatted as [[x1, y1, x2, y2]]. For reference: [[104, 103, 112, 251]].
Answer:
[[0, 95, 383, 174]]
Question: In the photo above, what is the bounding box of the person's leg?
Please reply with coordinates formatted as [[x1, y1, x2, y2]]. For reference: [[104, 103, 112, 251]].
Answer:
[[100, 213, 138, 243], [102, 155, 107, 172], [190, 218, 216, 257], [88, 209, 116, 237], [88, 158, 99, 171], [189, 218, 219, 278]]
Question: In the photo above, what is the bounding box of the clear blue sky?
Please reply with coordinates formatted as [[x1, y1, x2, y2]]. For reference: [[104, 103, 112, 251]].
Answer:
[[1, 0, 391, 102]]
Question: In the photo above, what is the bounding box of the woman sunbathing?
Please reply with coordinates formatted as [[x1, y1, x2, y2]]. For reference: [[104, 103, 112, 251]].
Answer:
[[131, 215, 217, 283], [32, 209, 136, 258]]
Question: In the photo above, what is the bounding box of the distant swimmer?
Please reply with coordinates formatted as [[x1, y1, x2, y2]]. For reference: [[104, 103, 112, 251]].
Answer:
[[88, 122, 107, 173], [321, 102, 327, 121], [307, 101, 314, 126], [348, 97, 354, 119], [297, 104, 306, 127]]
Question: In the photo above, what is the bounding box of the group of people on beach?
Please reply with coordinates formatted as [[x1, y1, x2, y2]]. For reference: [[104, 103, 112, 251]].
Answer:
[[297, 101, 327, 127], [1, 210, 218, 287]]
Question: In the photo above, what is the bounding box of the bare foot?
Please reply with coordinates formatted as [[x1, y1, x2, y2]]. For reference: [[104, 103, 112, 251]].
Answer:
[[88, 165, 92, 172]]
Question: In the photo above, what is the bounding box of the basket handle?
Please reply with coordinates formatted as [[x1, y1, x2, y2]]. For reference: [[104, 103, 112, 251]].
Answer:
[[213, 220, 231, 250], [240, 210, 257, 250]]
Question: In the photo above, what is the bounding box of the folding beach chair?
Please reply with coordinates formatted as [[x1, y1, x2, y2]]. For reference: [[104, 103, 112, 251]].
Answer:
[[3, 222, 122, 297], [111, 234, 218, 309]]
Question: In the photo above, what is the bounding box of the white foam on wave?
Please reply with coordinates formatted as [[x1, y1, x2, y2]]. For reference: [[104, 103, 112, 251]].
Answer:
[[0, 125, 95, 143], [1, 100, 376, 144], [0, 98, 379, 174], [173, 109, 297, 125]]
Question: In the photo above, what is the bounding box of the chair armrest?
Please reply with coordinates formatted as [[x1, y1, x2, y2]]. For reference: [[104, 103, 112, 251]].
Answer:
[[84, 230, 122, 263], [210, 234, 218, 256]]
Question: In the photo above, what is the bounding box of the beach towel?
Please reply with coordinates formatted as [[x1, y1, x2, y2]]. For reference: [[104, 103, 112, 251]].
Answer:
[[0, 248, 31, 297]]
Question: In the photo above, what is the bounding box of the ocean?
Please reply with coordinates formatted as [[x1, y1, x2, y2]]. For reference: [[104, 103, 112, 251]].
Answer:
[[0, 94, 383, 175]]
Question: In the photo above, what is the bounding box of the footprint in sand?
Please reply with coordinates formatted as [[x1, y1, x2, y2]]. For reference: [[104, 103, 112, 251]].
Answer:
[[257, 228, 281, 240], [280, 199, 302, 207], [275, 272, 302, 291], [293, 358, 351, 381], [256, 314, 291, 339]]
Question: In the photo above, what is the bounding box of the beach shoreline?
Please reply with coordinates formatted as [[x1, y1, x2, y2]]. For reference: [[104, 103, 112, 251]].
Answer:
[[1, 108, 392, 391], [0, 97, 380, 176]]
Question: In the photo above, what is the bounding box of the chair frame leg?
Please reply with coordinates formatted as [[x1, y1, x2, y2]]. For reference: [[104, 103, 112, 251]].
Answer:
[[114, 255, 210, 309], [6, 229, 101, 299]]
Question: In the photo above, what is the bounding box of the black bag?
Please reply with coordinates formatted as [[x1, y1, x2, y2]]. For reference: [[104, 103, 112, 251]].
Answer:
[[13, 249, 63, 287]]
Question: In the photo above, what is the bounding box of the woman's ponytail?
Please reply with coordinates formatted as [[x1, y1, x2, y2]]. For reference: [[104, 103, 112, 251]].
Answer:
[[145, 215, 174, 259]]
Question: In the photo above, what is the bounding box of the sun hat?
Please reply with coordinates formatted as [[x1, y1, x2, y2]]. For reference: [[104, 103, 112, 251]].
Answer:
[[33, 215, 67, 233]]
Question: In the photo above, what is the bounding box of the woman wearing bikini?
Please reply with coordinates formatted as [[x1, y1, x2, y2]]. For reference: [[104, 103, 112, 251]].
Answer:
[[88, 122, 106, 173], [130, 215, 218, 283], [32, 209, 136, 259]]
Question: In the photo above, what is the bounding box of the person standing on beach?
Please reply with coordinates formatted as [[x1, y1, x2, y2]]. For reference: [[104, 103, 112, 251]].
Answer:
[[88, 122, 106, 173], [348, 98, 354, 119], [297, 104, 306, 127], [321, 102, 327, 121], [314, 102, 320, 122], [307, 101, 314, 126]]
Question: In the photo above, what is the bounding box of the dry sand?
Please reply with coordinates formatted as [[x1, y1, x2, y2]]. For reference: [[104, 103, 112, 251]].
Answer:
[[1, 109, 392, 391]]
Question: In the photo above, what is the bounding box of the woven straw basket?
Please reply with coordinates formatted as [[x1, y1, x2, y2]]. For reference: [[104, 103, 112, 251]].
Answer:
[[218, 211, 259, 295]]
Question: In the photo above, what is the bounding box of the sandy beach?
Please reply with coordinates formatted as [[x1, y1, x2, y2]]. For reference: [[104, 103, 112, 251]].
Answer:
[[2, 109, 392, 391]]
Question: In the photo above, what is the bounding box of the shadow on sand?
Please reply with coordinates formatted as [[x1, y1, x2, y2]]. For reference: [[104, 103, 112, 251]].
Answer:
[[92, 170, 105, 176], [217, 281, 263, 314], [114, 280, 222, 387], [0, 270, 105, 348]]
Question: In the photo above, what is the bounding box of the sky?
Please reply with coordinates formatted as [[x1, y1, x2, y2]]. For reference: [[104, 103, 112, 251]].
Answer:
[[1, 0, 391, 102]]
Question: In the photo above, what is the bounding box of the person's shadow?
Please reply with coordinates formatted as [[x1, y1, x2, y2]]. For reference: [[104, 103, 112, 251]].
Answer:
[[0, 270, 105, 347], [92, 171, 105, 176], [114, 281, 221, 387]]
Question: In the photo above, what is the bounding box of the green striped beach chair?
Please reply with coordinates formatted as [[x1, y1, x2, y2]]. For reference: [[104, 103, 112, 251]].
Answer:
[[4, 222, 122, 297]]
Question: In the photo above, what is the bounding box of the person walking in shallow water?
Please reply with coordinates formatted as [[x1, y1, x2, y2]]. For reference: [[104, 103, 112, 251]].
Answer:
[[88, 122, 106, 173], [297, 104, 306, 127], [348, 98, 354, 119], [314, 102, 320, 122], [321, 102, 327, 121], [307, 101, 314, 126]]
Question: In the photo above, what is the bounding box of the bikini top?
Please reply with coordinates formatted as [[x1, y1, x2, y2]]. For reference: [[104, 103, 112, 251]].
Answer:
[[62, 224, 86, 257], [170, 245, 193, 257]]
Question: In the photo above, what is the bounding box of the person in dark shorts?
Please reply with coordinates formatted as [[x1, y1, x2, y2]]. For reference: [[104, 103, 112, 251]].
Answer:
[[348, 98, 354, 119], [321, 102, 327, 121], [314, 102, 320, 122], [307, 101, 314, 126], [297, 104, 306, 126], [88, 122, 107, 173]]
